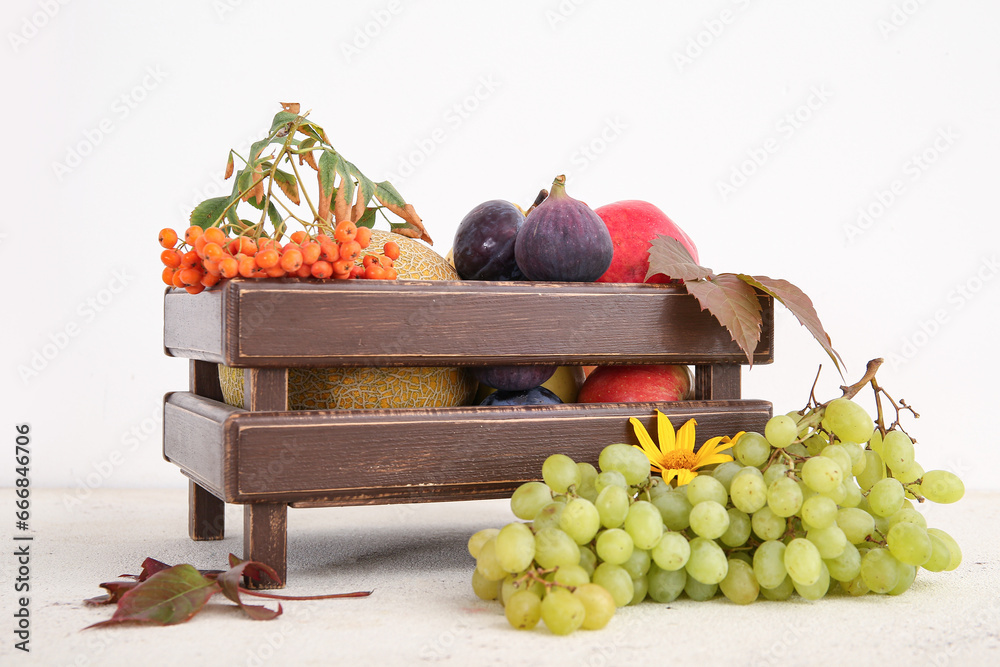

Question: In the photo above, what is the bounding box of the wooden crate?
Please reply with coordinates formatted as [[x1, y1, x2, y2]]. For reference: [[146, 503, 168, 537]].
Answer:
[[162, 278, 774, 587]]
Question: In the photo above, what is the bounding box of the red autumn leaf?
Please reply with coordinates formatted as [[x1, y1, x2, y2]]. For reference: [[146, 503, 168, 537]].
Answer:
[[646, 234, 715, 282], [216, 560, 283, 621], [84, 581, 139, 606], [84, 564, 219, 629], [684, 274, 763, 365], [738, 274, 845, 376]]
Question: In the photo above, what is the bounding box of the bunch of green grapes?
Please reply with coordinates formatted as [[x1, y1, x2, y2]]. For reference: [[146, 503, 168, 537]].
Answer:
[[469, 394, 964, 633]]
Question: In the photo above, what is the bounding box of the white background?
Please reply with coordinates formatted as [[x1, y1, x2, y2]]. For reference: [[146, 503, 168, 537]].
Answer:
[[3, 0, 998, 495]]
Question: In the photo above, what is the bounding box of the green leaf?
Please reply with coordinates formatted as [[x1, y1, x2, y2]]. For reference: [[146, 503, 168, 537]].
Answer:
[[356, 206, 378, 229], [189, 196, 230, 229], [84, 565, 219, 628], [374, 180, 407, 209], [333, 155, 355, 211], [273, 169, 300, 205], [738, 274, 845, 376], [646, 235, 715, 282], [225, 152, 234, 180], [268, 110, 299, 136], [684, 274, 763, 365], [318, 149, 338, 202]]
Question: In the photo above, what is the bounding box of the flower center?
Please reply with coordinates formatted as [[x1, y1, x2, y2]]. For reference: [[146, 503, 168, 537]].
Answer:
[[660, 450, 697, 470]]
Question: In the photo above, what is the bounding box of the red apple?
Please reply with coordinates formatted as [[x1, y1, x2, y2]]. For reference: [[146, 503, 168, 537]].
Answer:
[[577, 365, 693, 403], [594, 200, 699, 283]]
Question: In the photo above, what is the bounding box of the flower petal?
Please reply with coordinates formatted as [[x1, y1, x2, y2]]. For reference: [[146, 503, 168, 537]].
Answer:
[[660, 469, 680, 486], [675, 469, 697, 486], [630, 418, 662, 463], [656, 411, 676, 453], [696, 453, 735, 467], [676, 419, 698, 453]]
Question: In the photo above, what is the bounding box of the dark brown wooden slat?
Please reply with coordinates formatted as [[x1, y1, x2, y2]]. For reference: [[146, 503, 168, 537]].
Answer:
[[165, 279, 774, 367], [186, 360, 228, 540], [694, 364, 742, 400], [163, 391, 239, 497], [241, 367, 289, 588]]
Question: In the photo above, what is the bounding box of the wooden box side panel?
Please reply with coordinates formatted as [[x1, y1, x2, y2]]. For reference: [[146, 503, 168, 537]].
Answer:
[[164, 280, 773, 367], [225, 399, 772, 503], [162, 391, 241, 496]]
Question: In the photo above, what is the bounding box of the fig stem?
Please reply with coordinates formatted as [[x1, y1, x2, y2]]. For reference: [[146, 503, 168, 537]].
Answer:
[[549, 174, 567, 198]]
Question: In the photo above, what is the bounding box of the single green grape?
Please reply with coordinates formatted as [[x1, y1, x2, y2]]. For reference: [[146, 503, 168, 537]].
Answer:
[[647, 563, 687, 603], [719, 559, 759, 604], [767, 476, 803, 517], [540, 588, 585, 635], [759, 575, 795, 601], [926, 528, 962, 570], [720, 508, 752, 547], [920, 470, 965, 504], [476, 537, 507, 581], [468, 527, 500, 558], [868, 478, 905, 517], [805, 525, 847, 559], [595, 484, 630, 529], [856, 450, 886, 492], [824, 541, 862, 582], [783, 537, 822, 586], [710, 461, 743, 492], [793, 561, 830, 601], [594, 470, 628, 493], [510, 482, 553, 521], [731, 469, 768, 514], [505, 590, 542, 630], [736, 431, 773, 467], [574, 583, 616, 629], [881, 430, 915, 473], [651, 532, 691, 571], [836, 507, 876, 544], [472, 567, 502, 600], [542, 453, 581, 493], [623, 501, 664, 550], [591, 562, 634, 607], [685, 536, 729, 585], [752, 540, 787, 589], [922, 533, 953, 572], [888, 561, 917, 596], [629, 574, 649, 605], [683, 576, 718, 601], [803, 432, 829, 456], [575, 461, 599, 502], [686, 474, 729, 506], [559, 497, 601, 545], [821, 398, 874, 443], [860, 548, 900, 594], [801, 456, 843, 494], [800, 494, 838, 529], [598, 443, 651, 486], [652, 489, 693, 531], [689, 500, 730, 540], [595, 528, 634, 565], [532, 500, 567, 532], [533, 527, 580, 569], [620, 547, 652, 579], [495, 522, 536, 573], [764, 415, 797, 449], [751, 506, 786, 541], [550, 563, 591, 588], [886, 522, 932, 566]]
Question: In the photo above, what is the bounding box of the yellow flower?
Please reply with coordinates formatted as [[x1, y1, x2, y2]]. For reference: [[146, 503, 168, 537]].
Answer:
[[630, 411, 743, 486]]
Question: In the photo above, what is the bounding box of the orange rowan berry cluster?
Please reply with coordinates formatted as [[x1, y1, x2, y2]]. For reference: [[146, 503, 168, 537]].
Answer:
[[159, 222, 400, 294]]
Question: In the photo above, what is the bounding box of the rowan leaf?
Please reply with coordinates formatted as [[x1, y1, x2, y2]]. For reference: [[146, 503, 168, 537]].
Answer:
[[84, 565, 219, 629], [356, 206, 378, 229], [375, 180, 431, 243], [684, 274, 763, 365], [216, 559, 282, 621], [84, 581, 139, 606], [738, 274, 845, 376], [646, 235, 714, 282], [189, 196, 230, 229], [317, 150, 338, 222], [273, 169, 301, 205], [224, 151, 234, 179]]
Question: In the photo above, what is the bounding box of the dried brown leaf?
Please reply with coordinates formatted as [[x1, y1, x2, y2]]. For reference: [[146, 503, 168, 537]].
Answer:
[[685, 274, 763, 365]]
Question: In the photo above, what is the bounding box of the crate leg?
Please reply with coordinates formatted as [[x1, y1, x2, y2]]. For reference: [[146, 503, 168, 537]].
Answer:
[[189, 481, 225, 540], [244, 503, 288, 589], [695, 364, 741, 400]]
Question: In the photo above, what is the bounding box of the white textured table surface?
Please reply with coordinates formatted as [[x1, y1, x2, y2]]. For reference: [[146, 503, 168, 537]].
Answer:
[[1, 489, 997, 666]]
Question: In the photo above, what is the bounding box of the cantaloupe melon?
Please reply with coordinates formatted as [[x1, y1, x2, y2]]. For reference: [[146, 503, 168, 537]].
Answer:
[[218, 229, 476, 410]]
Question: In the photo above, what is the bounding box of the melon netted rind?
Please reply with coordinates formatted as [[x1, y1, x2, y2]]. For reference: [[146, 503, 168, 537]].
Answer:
[[218, 231, 473, 410]]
